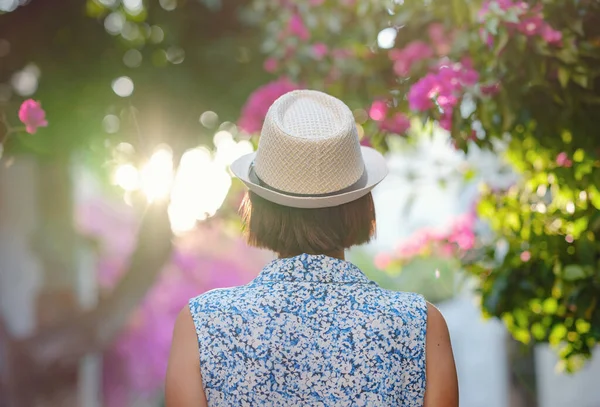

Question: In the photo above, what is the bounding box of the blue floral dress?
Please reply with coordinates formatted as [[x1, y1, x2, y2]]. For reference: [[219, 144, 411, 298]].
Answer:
[[188, 253, 427, 406]]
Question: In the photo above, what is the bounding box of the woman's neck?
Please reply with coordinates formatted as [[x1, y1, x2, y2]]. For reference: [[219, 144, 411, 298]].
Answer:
[[278, 250, 345, 261]]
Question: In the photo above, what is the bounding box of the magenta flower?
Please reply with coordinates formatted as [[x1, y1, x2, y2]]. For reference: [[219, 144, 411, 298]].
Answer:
[[359, 137, 372, 147], [438, 110, 454, 131], [288, 13, 310, 41], [311, 43, 329, 60], [556, 152, 573, 168], [479, 0, 563, 46], [408, 61, 479, 132], [238, 78, 301, 133], [518, 16, 544, 36], [408, 73, 438, 111], [369, 100, 388, 121], [263, 58, 278, 73], [18, 99, 48, 134], [379, 113, 411, 135], [541, 24, 562, 44], [480, 82, 501, 96]]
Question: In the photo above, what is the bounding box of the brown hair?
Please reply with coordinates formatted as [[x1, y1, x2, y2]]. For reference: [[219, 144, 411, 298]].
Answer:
[[240, 191, 376, 256]]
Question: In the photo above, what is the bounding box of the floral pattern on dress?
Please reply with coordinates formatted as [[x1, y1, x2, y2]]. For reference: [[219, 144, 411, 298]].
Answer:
[[189, 253, 427, 406]]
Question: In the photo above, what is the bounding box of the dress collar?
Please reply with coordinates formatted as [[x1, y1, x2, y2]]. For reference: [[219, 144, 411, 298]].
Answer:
[[251, 253, 374, 285]]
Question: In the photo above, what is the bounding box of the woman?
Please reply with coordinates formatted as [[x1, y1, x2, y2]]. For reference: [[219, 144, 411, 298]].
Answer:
[[166, 90, 458, 406]]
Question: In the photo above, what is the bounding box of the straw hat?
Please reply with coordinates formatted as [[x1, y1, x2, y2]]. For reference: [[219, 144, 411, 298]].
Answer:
[[231, 89, 388, 208]]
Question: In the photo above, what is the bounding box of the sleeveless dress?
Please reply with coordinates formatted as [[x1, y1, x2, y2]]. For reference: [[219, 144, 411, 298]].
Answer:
[[188, 253, 428, 406]]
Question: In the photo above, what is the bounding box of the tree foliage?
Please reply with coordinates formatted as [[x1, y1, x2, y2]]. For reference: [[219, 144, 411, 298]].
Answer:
[[242, 0, 600, 370]]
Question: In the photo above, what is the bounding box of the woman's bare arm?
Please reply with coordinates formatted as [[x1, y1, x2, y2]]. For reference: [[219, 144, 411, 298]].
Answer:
[[165, 306, 208, 407], [423, 302, 459, 407]]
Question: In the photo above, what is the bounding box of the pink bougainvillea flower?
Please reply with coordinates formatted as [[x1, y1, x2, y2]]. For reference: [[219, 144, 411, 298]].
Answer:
[[479, 28, 495, 49], [541, 24, 562, 44], [369, 100, 388, 121], [331, 48, 353, 59], [447, 213, 476, 250], [408, 61, 479, 132], [379, 112, 411, 135], [238, 78, 300, 133], [18, 99, 48, 134], [438, 110, 454, 131], [263, 58, 278, 73], [359, 137, 372, 147], [407, 73, 438, 111], [393, 212, 477, 262], [520, 250, 531, 262], [480, 82, 501, 96], [439, 244, 455, 257], [311, 43, 329, 60], [288, 12, 310, 41], [389, 41, 433, 76], [479, 0, 563, 47], [518, 16, 544, 36], [374, 252, 392, 270], [428, 23, 452, 55], [556, 152, 573, 168]]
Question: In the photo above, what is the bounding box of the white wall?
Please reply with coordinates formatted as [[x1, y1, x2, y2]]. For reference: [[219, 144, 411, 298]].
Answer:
[[535, 345, 600, 407], [0, 157, 42, 338], [439, 293, 509, 407]]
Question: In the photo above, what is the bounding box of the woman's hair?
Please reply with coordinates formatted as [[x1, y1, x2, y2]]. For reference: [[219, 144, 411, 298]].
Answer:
[[240, 191, 376, 256]]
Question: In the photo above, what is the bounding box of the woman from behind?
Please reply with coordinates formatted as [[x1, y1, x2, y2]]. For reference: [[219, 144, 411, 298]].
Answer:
[[166, 90, 458, 407]]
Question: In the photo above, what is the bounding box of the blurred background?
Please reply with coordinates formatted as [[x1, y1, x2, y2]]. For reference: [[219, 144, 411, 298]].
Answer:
[[1, 0, 599, 406]]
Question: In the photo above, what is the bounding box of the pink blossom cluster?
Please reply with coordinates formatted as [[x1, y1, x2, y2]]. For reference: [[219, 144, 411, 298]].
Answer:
[[479, 0, 562, 46], [556, 152, 573, 168], [103, 254, 256, 405], [238, 78, 301, 133], [428, 23, 453, 56], [375, 212, 477, 270], [76, 199, 268, 407], [18, 99, 48, 134], [312, 42, 329, 60], [408, 61, 479, 130], [368, 100, 411, 135], [287, 12, 310, 41], [387, 24, 454, 77], [389, 41, 433, 77]]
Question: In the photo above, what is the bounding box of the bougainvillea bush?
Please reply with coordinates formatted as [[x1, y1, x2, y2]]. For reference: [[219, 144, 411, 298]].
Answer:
[[76, 197, 271, 406], [239, 0, 600, 370]]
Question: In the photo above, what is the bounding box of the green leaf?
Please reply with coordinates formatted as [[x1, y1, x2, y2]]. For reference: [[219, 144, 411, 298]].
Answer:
[[486, 18, 500, 36], [590, 186, 600, 210], [575, 319, 591, 334], [563, 265, 587, 281], [543, 298, 558, 314], [570, 19, 584, 36], [549, 324, 568, 345], [558, 67, 570, 88], [495, 30, 510, 56], [573, 74, 589, 88], [452, 0, 469, 25]]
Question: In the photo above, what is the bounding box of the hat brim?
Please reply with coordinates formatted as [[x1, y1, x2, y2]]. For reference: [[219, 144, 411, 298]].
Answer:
[[230, 146, 388, 209]]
